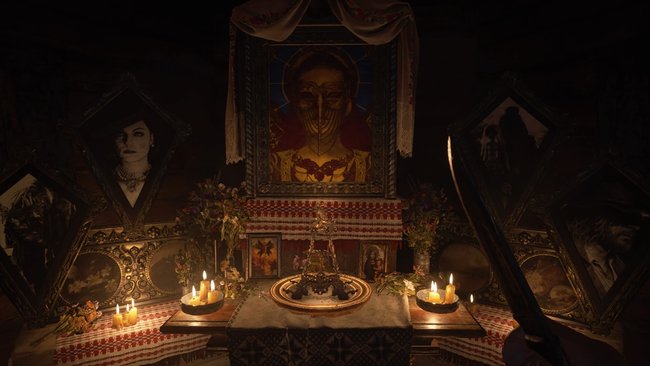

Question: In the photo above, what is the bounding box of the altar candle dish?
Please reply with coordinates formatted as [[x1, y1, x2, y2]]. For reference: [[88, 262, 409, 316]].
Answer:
[[427, 281, 441, 304], [112, 304, 123, 330], [199, 270, 210, 302], [128, 299, 138, 325], [207, 280, 219, 304], [445, 274, 456, 304]]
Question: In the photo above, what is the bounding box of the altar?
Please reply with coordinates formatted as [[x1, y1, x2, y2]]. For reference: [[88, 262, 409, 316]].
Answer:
[[160, 280, 485, 366]]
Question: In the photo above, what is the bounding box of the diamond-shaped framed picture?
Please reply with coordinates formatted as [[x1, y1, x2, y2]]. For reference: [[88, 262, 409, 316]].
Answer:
[[450, 76, 563, 227], [0, 163, 93, 325]]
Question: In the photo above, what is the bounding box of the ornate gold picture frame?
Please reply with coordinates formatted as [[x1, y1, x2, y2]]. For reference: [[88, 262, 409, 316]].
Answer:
[[58, 222, 187, 310]]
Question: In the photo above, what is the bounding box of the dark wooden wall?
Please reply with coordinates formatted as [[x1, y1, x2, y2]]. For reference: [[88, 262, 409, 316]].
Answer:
[[2, 0, 649, 360], [2, 1, 648, 222]]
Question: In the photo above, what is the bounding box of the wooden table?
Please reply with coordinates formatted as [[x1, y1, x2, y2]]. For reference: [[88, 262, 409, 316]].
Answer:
[[407, 296, 485, 355], [160, 293, 485, 355], [408, 296, 485, 337]]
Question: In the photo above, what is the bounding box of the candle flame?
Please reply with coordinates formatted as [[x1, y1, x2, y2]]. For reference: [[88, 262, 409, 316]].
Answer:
[[470, 294, 474, 303], [116, 304, 120, 314], [211, 280, 215, 291], [430, 281, 434, 291], [126, 304, 130, 312], [203, 270, 207, 280], [433, 282, 438, 292], [449, 273, 453, 285], [192, 285, 196, 297], [131, 299, 135, 307]]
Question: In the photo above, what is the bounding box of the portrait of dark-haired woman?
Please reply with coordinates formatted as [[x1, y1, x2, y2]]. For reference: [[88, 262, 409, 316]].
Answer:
[[112, 117, 155, 207], [90, 110, 165, 208]]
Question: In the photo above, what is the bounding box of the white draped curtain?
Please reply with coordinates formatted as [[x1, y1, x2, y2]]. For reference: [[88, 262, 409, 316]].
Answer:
[[226, 0, 418, 164]]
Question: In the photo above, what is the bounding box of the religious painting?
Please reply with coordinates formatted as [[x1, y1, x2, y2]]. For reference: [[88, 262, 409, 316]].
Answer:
[[60, 251, 123, 307], [77, 73, 190, 228], [0, 164, 92, 323], [450, 77, 560, 227], [520, 254, 578, 314], [146, 239, 186, 294], [550, 161, 650, 332], [240, 25, 396, 197], [247, 233, 281, 279], [358, 242, 387, 282]]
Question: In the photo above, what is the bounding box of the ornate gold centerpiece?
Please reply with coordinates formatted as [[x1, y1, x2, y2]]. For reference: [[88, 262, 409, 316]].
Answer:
[[270, 206, 371, 311]]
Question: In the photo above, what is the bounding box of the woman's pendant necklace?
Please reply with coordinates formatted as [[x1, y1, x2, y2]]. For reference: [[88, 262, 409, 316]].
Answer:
[[116, 165, 150, 192]]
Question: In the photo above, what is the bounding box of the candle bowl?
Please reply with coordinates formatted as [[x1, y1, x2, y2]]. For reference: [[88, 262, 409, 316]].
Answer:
[[180, 292, 224, 315], [415, 289, 459, 313]]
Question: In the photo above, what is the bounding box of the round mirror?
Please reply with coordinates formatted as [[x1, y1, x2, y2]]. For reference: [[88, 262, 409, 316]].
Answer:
[[438, 242, 492, 294]]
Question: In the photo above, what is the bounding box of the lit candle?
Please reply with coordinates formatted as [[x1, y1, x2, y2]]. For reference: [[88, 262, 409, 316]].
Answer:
[[123, 304, 131, 326], [189, 285, 202, 306], [112, 304, 123, 330], [207, 280, 219, 304], [128, 299, 138, 325], [427, 281, 441, 304], [199, 270, 210, 302], [445, 274, 456, 304], [469, 293, 478, 313]]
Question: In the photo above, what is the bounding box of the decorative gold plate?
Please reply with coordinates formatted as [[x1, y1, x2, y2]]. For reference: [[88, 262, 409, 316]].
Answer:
[[270, 274, 372, 312]]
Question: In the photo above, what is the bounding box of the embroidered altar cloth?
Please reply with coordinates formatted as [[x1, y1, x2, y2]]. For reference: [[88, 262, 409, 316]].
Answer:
[[245, 198, 402, 241], [52, 301, 210, 366], [227, 281, 412, 366]]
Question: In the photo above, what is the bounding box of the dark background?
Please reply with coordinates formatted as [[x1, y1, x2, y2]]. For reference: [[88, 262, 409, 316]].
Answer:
[[2, 1, 648, 220], [1, 0, 649, 361]]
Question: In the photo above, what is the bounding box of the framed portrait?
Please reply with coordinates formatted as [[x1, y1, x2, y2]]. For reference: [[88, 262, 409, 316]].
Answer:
[[358, 242, 388, 282], [238, 25, 397, 197], [77, 73, 190, 228], [549, 160, 650, 332], [247, 233, 281, 279], [449, 76, 562, 227], [0, 164, 92, 323]]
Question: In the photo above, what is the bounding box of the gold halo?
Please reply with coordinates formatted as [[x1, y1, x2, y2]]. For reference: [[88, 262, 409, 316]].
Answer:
[[281, 46, 360, 103]]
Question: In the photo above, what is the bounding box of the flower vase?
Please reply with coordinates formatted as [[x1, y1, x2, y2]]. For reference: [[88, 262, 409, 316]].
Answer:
[[414, 249, 431, 273]]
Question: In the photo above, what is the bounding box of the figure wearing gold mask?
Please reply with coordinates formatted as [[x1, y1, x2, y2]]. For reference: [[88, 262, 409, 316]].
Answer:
[[270, 48, 371, 183]]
